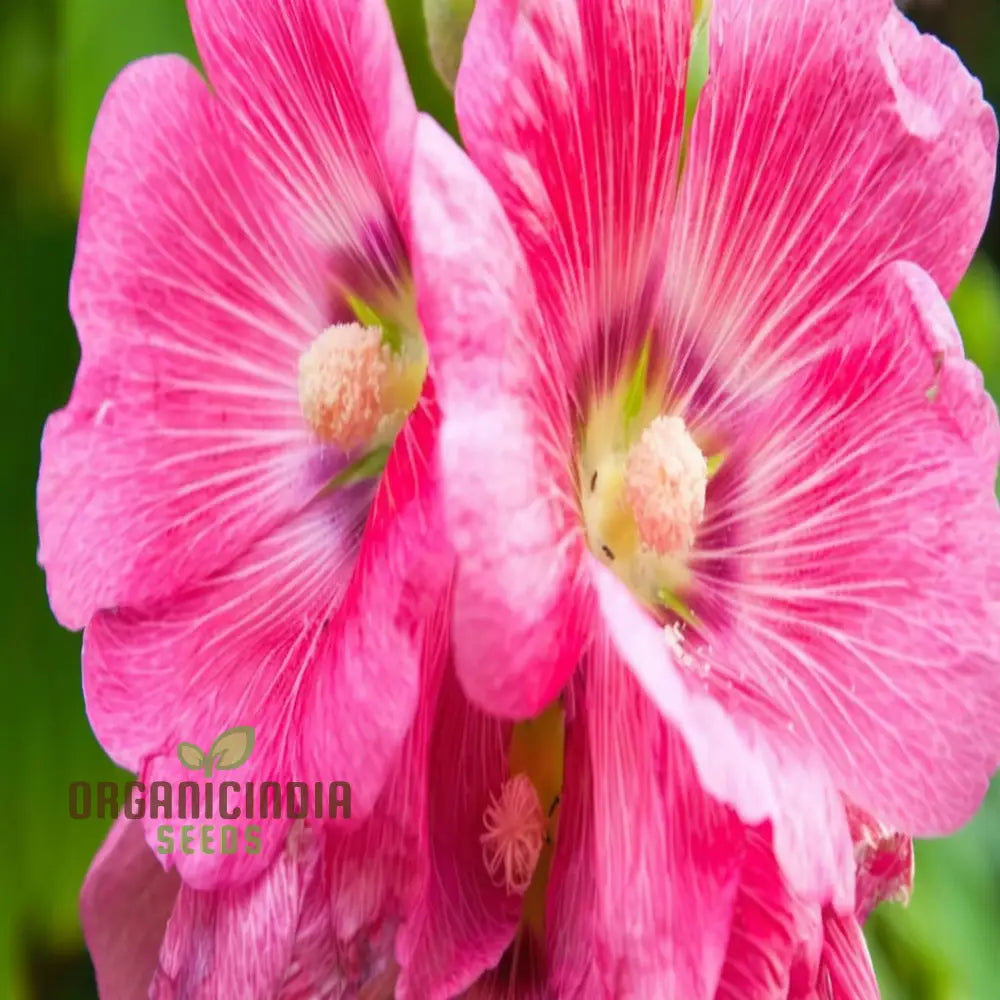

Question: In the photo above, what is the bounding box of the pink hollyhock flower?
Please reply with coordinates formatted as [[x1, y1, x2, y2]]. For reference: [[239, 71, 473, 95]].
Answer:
[[37, 0, 445, 887], [409, 0, 1000, 917], [77, 638, 913, 999]]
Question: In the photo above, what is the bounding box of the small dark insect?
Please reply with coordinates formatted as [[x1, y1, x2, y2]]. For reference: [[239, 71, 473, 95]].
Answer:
[[601, 544, 615, 561], [590, 470, 598, 492], [548, 794, 561, 818]]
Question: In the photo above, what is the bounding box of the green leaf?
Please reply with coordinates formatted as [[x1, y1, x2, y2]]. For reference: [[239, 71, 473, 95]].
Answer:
[[422, 0, 475, 92]]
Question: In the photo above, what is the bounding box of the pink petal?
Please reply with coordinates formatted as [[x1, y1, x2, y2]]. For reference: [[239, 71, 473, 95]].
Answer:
[[542, 769, 605, 1000], [187, 0, 416, 256], [309, 607, 460, 1000], [409, 117, 590, 718], [139, 816, 409, 998], [693, 262, 1000, 835], [310, 819, 409, 996], [80, 816, 180, 1000], [83, 491, 366, 765], [716, 836, 877, 1000], [151, 827, 320, 999], [302, 390, 451, 819], [39, 56, 335, 629], [84, 395, 445, 890], [275, 665, 440, 999], [548, 652, 745, 999], [82, 489, 367, 886], [665, 0, 997, 394], [457, 0, 693, 355], [715, 828, 824, 1000], [462, 976, 550, 1000], [593, 560, 855, 908], [396, 662, 521, 999], [273, 824, 402, 1000], [806, 913, 879, 1000]]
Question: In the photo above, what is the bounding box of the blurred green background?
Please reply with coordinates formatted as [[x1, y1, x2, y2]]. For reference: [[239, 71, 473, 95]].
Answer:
[[0, 1, 997, 998]]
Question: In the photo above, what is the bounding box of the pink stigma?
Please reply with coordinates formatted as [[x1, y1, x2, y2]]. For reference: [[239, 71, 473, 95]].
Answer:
[[480, 773, 545, 895], [625, 415, 707, 555], [298, 323, 387, 450]]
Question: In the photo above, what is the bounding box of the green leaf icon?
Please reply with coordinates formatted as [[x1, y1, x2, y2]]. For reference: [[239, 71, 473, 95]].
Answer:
[[177, 742, 206, 771], [208, 726, 255, 775]]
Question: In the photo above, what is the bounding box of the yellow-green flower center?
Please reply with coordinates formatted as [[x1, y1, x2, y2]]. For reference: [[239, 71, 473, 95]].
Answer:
[[481, 701, 565, 941], [298, 321, 426, 453], [578, 346, 718, 618]]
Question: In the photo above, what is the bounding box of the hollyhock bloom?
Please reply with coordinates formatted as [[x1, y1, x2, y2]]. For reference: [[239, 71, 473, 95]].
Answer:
[[37, 0, 445, 886], [410, 0, 1000, 928], [77, 633, 914, 999]]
